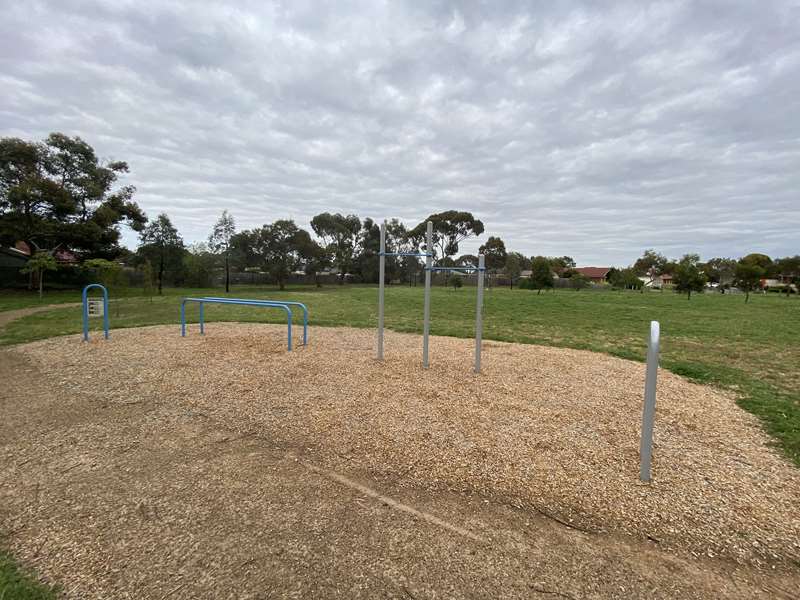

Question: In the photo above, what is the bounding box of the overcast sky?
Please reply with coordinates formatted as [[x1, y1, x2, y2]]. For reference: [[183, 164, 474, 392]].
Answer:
[[2, 1, 798, 265]]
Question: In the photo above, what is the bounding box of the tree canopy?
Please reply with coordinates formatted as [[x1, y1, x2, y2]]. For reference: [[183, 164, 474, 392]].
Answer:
[[0, 133, 145, 257], [409, 211, 484, 262], [672, 254, 707, 300]]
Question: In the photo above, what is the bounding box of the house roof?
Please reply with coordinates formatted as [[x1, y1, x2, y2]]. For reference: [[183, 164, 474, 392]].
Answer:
[[575, 267, 610, 279]]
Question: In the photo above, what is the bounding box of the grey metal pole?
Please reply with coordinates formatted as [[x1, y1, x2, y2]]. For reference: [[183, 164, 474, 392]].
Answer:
[[475, 254, 485, 373], [422, 221, 432, 368], [639, 320, 660, 482], [377, 220, 386, 360]]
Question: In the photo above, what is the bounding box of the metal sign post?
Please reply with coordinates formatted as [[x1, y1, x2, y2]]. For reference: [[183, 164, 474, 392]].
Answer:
[[640, 320, 661, 482], [82, 283, 109, 342]]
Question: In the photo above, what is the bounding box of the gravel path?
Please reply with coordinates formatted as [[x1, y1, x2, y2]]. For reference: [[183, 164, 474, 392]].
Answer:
[[1, 323, 798, 598], [0, 302, 81, 332]]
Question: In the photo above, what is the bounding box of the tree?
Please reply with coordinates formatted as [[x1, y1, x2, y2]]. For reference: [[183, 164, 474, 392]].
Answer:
[[0, 133, 146, 257], [672, 254, 707, 300], [253, 220, 312, 290], [528, 256, 554, 295], [570, 273, 591, 290], [409, 210, 485, 264], [608, 267, 643, 290], [84, 258, 124, 293], [774, 255, 800, 297], [355, 218, 381, 283], [137, 213, 184, 295], [505, 252, 523, 289], [208, 210, 236, 293], [20, 251, 57, 300], [740, 253, 772, 270], [451, 274, 464, 290], [633, 249, 668, 282], [735, 261, 765, 303], [702, 257, 737, 285], [310, 212, 361, 283], [300, 238, 330, 288], [140, 260, 155, 302], [479, 236, 507, 287], [549, 256, 576, 275], [183, 243, 217, 288]]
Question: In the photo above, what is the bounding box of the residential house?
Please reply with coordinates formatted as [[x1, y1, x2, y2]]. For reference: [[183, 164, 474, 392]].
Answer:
[[574, 267, 610, 284]]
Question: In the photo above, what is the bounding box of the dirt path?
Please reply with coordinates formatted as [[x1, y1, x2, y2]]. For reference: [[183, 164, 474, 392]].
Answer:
[[1, 326, 798, 599], [0, 303, 80, 332]]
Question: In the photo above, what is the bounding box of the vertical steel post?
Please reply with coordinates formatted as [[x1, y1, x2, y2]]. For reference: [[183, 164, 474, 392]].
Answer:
[[475, 254, 485, 374], [82, 286, 89, 342], [377, 220, 386, 360], [102, 288, 109, 339], [640, 320, 660, 482], [286, 308, 293, 351], [199, 301, 205, 335], [181, 299, 186, 337], [422, 221, 432, 368]]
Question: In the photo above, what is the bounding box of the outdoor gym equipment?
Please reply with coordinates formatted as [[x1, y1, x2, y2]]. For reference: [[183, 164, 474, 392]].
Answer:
[[201, 297, 309, 346], [377, 220, 486, 373], [180, 297, 306, 351], [639, 320, 660, 482], [82, 283, 109, 342]]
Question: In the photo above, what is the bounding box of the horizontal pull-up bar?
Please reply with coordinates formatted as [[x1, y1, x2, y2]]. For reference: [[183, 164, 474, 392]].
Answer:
[[180, 297, 294, 351], [201, 297, 308, 345], [425, 266, 486, 272], [378, 252, 432, 257]]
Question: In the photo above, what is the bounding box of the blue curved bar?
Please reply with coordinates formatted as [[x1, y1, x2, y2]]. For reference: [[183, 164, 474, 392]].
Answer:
[[201, 298, 309, 345], [180, 297, 294, 351], [82, 283, 109, 342]]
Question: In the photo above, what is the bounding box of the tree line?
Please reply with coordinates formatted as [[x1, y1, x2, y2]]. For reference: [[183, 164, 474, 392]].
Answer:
[[2, 133, 797, 301]]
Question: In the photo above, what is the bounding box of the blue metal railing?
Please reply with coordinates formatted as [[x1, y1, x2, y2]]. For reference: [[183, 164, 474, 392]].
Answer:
[[201, 297, 308, 346], [82, 283, 109, 342], [180, 297, 299, 351], [379, 252, 432, 257]]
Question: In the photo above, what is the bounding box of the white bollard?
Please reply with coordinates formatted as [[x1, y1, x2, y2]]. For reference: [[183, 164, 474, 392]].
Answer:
[[422, 221, 432, 368], [639, 320, 660, 482], [377, 221, 386, 360], [474, 254, 485, 373]]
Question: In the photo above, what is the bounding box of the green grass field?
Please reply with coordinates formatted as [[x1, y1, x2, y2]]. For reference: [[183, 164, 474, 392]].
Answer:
[[2, 284, 799, 468]]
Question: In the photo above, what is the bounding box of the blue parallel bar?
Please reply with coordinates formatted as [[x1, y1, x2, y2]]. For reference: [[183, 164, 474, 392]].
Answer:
[[201, 298, 309, 346], [82, 283, 109, 342], [379, 252, 432, 257], [180, 297, 294, 351]]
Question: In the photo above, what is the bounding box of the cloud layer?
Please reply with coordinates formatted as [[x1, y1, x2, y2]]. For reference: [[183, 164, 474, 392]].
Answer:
[[2, 0, 799, 264]]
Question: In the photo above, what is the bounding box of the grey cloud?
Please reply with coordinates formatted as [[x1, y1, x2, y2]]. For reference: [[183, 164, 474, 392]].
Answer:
[[1, 0, 799, 265]]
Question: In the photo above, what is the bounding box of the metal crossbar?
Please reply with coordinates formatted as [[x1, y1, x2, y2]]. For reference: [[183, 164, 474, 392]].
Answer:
[[378, 252, 432, 257], [201, 297, 308, 345], [180, 297, 294, 351]]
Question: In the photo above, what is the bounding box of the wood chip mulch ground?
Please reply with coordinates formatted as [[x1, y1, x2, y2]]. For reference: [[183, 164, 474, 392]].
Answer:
[[2, 323, 799, 598]]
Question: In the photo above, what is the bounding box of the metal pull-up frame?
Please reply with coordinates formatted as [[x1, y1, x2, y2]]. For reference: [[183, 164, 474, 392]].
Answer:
[[377, 220, 486, 373]]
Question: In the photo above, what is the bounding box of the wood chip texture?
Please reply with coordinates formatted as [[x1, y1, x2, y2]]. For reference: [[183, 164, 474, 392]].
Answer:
[[2, 323, 799, 598]]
